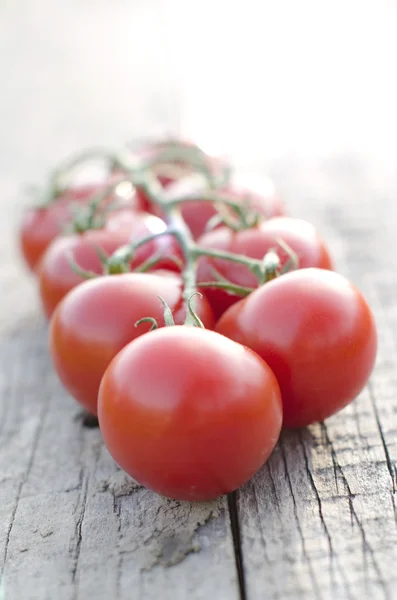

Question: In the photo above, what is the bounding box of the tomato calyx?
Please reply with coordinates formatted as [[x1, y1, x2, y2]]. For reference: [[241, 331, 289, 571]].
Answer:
[[135, 292, 205, 332], [67, 175, 136, 234]]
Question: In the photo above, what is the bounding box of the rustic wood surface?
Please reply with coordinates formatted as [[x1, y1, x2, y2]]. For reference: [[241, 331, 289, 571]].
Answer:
[[1, 2, 397, 599]]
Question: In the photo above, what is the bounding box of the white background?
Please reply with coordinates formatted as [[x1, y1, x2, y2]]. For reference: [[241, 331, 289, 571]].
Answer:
[[1, 0, 397, 174]]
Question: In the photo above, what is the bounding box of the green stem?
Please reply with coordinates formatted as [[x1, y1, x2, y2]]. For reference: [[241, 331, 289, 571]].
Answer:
[[47, 147, 127, 201], [165, 207, 200, 326], [120, 143, 227, 189], [106, 229, 174, 274], [168, 191, 244, 211], [192, 246, 262, 269], [70, 174, 133, 233], [131, 174, 259, 231], [197, 281, 254, 297]]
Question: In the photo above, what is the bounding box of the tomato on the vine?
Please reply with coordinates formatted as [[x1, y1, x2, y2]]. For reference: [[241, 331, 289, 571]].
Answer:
[[197, 216, 333, 318], [158, 171, 285, 240], [98, 326, 282, 501], [39, 229, 131, 319], [19, 184, 99, 272], [39, 211, 181, 318], [132, 139, 203, 211], [50, 273, 215, 416], [19, 179, 137, 272], [216, 269, 377, 428], [105, 208, 182, 270]]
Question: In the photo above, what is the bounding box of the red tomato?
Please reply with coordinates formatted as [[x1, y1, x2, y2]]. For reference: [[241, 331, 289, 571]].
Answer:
[[216, 269, 377, 428], [20, 184, 98, 272], [98, 326, 282, 501], [19, 179, 138, 272], [158, 171, 285, 240], [106, 210, 182, 272], [132, 139, 201, 211], [197, 217, 333, 318], [50, 274, 215, 415], [39, 211, 181, 318]]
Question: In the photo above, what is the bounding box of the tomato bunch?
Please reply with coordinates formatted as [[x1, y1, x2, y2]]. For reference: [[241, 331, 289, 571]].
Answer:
[[18, 139, 377, 502]]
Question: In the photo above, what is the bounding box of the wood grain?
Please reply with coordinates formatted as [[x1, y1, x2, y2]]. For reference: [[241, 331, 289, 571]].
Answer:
[[237, 160, 397, 600]]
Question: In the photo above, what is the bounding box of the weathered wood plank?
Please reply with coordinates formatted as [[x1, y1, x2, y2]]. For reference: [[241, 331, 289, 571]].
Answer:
[[237, 161, 397, 600]]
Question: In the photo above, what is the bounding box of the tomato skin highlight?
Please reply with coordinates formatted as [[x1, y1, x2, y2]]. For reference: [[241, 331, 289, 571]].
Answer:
[[197, 217, 333, 318], [50, 273, 215, 415], [39, 211, 181, 319], [106, 210, 182, 272], [216, 269, 377, 428], [98, 327, 282, 501]]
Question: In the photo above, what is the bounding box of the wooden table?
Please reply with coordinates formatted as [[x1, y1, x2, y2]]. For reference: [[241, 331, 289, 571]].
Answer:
[[1, 2, 397, 599]]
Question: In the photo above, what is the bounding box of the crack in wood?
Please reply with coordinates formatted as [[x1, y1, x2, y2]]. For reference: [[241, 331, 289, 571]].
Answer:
[[299, 432, 354, 600], [321, 423, 391, 600], [368, 381, 397, 498], [71, 475, 89, 586], [1, 387, 51, 578], [227, 492, 247, 600], [70, 439, 101, 598], [280, 442, 324, 600]]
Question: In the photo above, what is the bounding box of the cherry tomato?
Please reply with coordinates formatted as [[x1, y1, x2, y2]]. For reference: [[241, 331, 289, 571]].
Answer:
[[98, 326, 282, 501], [107, 210, 182, 273], [216, 269, 377, 428], [19, 184, 98, 272], [50, 273, 215, 415], [132, 139, 221, 213], [19, 179, 138, 272], [39, 211, 181, 318], [197, 217, 333, 318], [158, 171, 285, 240]]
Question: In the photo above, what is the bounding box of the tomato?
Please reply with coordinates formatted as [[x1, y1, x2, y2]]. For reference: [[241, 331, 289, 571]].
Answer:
[[106, 210, 182, 272], [39, 211, 181, 318], [98, 326, 282, 501], [132, 139, 202, 211], [216, 269, 377, 428], [19, 179, 138, 272], [19, 184, 98, 272], [158, 171, 285, 240], [50, 273, 215, 415], [197, 217, 333, 318]]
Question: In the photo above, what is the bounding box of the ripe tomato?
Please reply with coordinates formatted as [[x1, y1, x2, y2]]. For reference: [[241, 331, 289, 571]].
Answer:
[[216, 269, 377, 428], [98, 326, 282, 501], [197, 217, 333, 318], [50, 273, 215, 415], [106, 210, 182, 272], [39, 211, 181, 318], [158, 171, 285, 240], [19, 184, 98, 272], [19, 179, 137, 272], [133, 140, 225, 215]]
